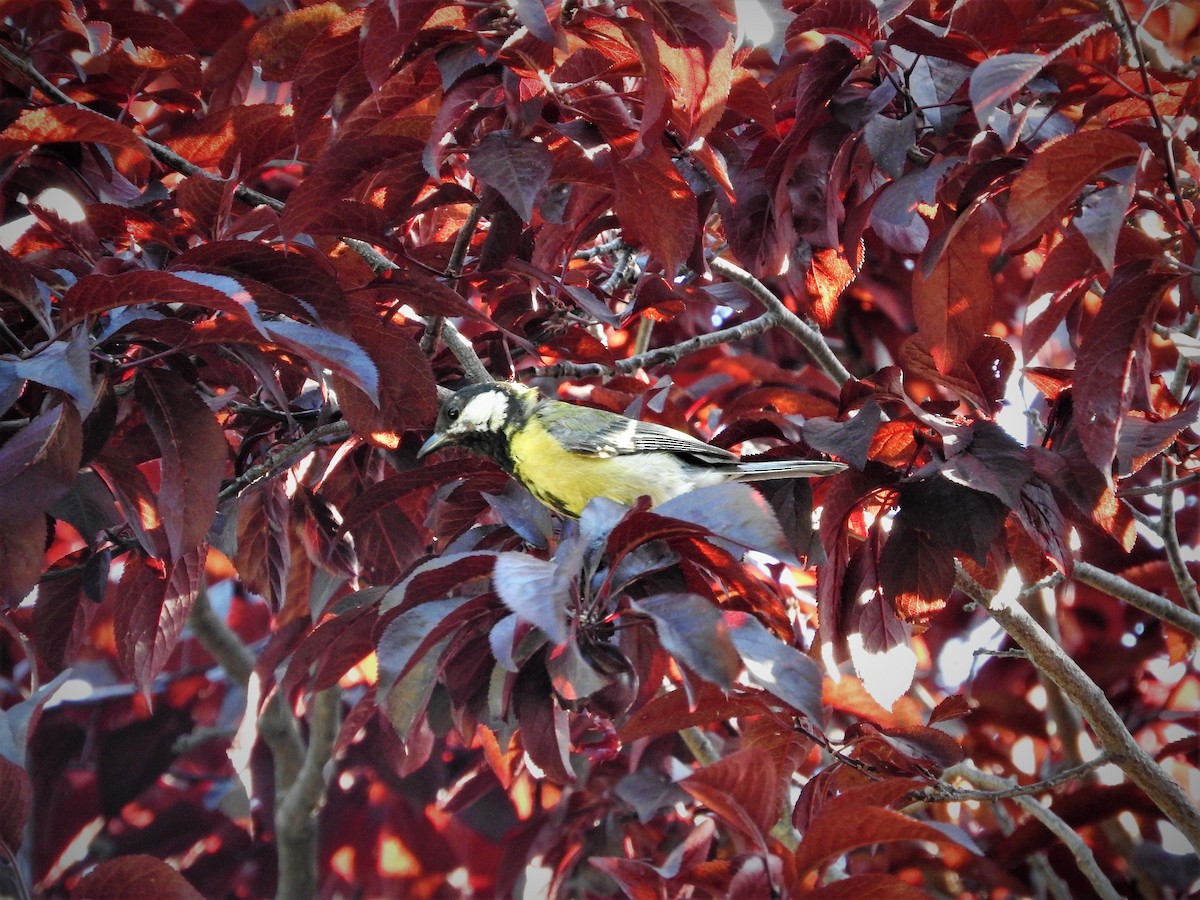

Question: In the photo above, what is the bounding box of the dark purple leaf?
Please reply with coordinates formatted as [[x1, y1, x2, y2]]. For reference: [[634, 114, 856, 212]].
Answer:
[[632, 593, 740, 689], [724, 611, 825, 724]]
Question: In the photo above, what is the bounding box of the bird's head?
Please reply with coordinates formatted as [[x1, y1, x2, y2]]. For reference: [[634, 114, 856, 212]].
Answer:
[[418, 381, 539, 459]]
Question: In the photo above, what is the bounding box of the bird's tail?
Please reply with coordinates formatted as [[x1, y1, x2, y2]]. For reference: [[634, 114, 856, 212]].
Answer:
[[730, 459, 847, 481]]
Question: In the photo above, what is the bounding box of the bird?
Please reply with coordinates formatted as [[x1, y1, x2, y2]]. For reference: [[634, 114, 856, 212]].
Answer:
[[417, 381, 847, 517]]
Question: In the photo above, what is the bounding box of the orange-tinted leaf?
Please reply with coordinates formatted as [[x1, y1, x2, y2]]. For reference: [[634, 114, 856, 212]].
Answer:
[[0, 107, 150, 179], [807, 247, 856, 328], [794, 801, 971, 874], [71, 854, 203, 900], [913, 203, 1001, 374], [1005, 130, 1143, 251], [879, 523, 953, 621]]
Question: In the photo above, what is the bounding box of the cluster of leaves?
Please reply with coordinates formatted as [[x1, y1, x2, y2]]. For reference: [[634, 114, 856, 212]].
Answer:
[[1, 0, 1198, 896]]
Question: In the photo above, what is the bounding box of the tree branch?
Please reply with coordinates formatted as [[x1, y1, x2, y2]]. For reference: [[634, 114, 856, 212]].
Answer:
[[707, 257, 853, 386], [956, 565, 1200, 856], [921, 755, 1111, 803], [942, 763, 1122, 900], [1072, 562, 1200, 639], [274, 686, 341, 900]]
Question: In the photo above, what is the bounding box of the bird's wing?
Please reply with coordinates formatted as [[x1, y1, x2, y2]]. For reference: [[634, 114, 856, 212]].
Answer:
[[537, 401, 739, 464]]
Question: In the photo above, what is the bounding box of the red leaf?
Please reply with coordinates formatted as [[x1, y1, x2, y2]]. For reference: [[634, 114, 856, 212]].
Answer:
[[293, 9, 366, 139], [1075, 266, 1176, 472], [164, 104, 296, 177], [913, 203, 1002, 374], [514, 664, 575, 784], [334, 306, 436, 448], [71, 854, 203, 900], [263, 319, 379, 404], [928, 694, 973, 726], [59, 270, 255, 326], [878, 522, 954, 622], [136, 369, 227, 560], [1005, 130, 1143, 251], [32, 565, 97, 673], [682, 746, 779, 840], [235, 481, 290, 610], [0, 107, 150, 179], [112, 550, 204, 695], [0, 403, 83, 603], [787, 0, 881, 44], [794, 801, 971, 875], [588, 857, 665, 899], [618, 685, 774, 743], [612, 144, 698, 274], [467, 131, 553, 223], [0, 755, 31, 852]]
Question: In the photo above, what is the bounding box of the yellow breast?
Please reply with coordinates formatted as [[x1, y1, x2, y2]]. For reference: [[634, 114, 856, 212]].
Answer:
[[509, 424, 693, 516]]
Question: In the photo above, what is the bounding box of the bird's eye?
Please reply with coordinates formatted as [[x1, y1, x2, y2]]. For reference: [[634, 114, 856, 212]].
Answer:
[[446, 407, 460, 421]]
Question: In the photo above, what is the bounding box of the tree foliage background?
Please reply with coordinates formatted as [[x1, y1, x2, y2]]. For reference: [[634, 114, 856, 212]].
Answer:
[[1, 0, 1199, 896]]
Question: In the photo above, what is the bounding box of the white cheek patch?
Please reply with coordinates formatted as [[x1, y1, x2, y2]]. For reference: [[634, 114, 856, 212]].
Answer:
[[458, 391, 510, 432]]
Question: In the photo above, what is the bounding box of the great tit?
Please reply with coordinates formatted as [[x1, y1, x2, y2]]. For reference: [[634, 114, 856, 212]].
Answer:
[[417, 382, 847, 517]]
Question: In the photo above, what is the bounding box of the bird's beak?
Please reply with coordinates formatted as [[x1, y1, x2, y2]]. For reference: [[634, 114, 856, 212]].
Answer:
[[417, 431, 447, 458]]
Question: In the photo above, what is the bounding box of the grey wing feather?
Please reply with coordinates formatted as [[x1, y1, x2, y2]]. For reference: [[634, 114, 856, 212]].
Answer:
[[538, 401, 738, 464]]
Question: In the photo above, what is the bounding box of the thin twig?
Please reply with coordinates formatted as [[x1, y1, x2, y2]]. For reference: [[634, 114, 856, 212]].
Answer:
[[942, 763, 1122, 900], [919, 755, 1112, 803], [955, 564, 1200, 856], [1072, 562, 1200, 639], [218, 421, 351, 503], [539, 312, 777, 378]]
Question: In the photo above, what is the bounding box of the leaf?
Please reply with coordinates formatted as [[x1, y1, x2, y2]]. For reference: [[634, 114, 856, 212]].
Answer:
[[806, 874, 935, 899], [0, 403, 83, 604], [806, 247, 856, 327], [1075, 266, 1176, 473], [113, 549, 204, 696], [136, 368, 226, 560], [845, 541, 916, 710], [803, 400, 882, 471], [681, 747, 778, 841], [492, 552, 571, 646], [247, 2, 346, 82], [1117, 402, 1200, 477], [514, 663, 575, 784], [1005, 130, 1143, 251], [376, 597, 469, 695], [262, 319, 380, 405], [0, 755, 31, 852], [618, 684, 774, 743], [724, 611, 824, 724], [878, 521, 954, 621], [632, 593, 741, 689], [59, 270, 255, 327], [467, 131, 553, 223], [1022, 232, 1101, 358], [968, 53, 1047, 127], [334, 306, 437, 449], [0, 106, 150, 177], [0, 334, 94, 412], [912, 202, 1001, 374], [656, 482, 797, 564], [793, 801, 973, 875], [32, 565, 97, 674], [70, 855, 203, 900], [1074, 171, 1137, 274], [611, 144, 698, 274]]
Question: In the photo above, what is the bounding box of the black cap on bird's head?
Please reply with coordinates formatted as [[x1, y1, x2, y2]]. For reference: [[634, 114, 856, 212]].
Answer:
[[418, 382, 539, 461]]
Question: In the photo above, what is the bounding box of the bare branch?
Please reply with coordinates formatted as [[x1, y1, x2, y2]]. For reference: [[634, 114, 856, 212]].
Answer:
[[188, 588, 255, 686], [942, 763, 1122, 900], [1073, 562, 1200, 638], [956, 564, 1200, 856], [921, 755, 1112, 803], [707, 257, 853, 386]]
